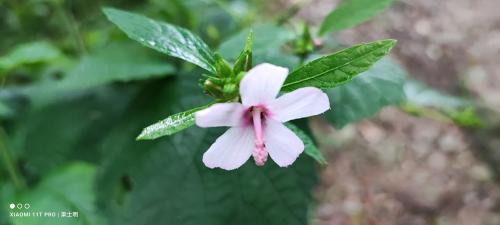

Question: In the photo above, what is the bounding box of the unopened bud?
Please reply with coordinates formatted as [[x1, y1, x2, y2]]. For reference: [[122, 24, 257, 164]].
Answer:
[[203, 79, 223, 98], [223, 83, 237, 97], [214, 53, 233, 78]]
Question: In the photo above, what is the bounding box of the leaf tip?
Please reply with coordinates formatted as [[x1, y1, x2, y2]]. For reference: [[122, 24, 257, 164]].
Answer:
[[318, 160, 328, 166], [135, 130, 150, 141], [101, 7, 114, 15], [376, 39, 397, 54], [135, 135, 146, 141], [384, 39, 398, 47], [245, 29, 254, 51]]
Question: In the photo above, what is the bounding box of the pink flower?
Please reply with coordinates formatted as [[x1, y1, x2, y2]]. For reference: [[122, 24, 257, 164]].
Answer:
[[195, 63, 330, 170]]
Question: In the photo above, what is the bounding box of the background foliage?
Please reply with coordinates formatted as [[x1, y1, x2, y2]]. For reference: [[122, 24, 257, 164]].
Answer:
[[0, 1, 485, 225]]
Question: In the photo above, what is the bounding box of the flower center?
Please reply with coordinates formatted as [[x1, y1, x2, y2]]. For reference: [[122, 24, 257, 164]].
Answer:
[[251, 106, 268, 166]]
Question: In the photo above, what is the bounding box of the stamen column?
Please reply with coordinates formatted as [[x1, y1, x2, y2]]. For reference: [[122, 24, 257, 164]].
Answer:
[[252, 108, 268, 166]]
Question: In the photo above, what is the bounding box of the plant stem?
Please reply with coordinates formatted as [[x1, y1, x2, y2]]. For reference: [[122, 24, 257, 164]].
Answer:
[[54, 2, 86, 54], [0, 127, 26, 190], [298, 53, 308, 66]]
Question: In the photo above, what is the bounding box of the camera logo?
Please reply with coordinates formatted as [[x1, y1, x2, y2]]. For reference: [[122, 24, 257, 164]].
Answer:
[[9, 203, 30, 209]]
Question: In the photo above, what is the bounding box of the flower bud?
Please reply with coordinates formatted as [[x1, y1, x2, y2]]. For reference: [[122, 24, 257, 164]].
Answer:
[[214, 53, 233, 78], [223, 83, 237, 98], [203, 78, 223, 98], [294, 23, 314, 57]]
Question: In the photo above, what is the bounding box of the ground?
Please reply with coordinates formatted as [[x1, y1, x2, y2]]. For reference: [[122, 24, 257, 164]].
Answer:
[[279, 0, 500, 224]]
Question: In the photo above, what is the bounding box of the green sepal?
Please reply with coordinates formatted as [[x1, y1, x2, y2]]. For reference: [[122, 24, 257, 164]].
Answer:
[[222, 83, 237, 98], [233, 30, 253, 74], [214, 53, 233, 78]]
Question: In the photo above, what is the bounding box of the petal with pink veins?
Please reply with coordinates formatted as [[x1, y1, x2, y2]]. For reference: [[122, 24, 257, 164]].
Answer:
[[268, 87, 330, 122], [264, 119, 304, 167], [195, 103, 246, 128], [202, 127, 254, 170], [239, 63, 288, 107]]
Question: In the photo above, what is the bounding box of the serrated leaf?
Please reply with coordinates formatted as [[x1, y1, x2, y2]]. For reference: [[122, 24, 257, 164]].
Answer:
[[324, 57, 406, 128], [319, 0, 395, 35], [286, 123, 327, 165], [0, 41, 62, 75], [103, 7, 216, 73], [281, 39, 396, 92], [14, 71, 207, 179], [137, 104, 211, 140], [9, 163, 104, 225]]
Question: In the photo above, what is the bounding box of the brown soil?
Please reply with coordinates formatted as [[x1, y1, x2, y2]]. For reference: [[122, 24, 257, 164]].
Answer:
[[281, 0, 500, 224]]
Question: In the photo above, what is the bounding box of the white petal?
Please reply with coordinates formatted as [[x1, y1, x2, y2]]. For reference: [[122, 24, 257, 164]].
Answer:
[[264, 119, 304, 167], [268, 87, 330, 122], [195, 103, 246, 128], [240, 63, 288, 106], [202, 127, 254, 170]]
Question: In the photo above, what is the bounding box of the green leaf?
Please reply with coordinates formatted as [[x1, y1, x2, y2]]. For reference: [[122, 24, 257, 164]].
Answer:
[[23, 43, 174, 106], [286, 123, 327, 165], [402, 79, 481, 127], [0, 41, 62, 75], [103, 7, 216, 73], [61, 42, 175, 90], [14, 71, 207, 179], [12, 86, 136, 177], [9, 163, 104, 225], [282, 39, 397, 92], [99, 130, 317, 225], [137, 104, 211, 140], [448, 107, 482, 127], [403, 79, 471, 109], [324, 57, 407, 128], [319, 0, 395, 35], [94, 73, 317, 225], [98, 127, 317, 225]]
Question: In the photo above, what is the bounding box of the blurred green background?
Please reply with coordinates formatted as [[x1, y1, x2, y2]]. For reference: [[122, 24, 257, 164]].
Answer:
[[1, 0, 500, 225]]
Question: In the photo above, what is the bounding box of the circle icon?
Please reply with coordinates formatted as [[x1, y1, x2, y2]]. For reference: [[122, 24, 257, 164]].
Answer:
[[24, 203, 30, 209], [16, 203, 22, 209], [9, 203, 15, 209]]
